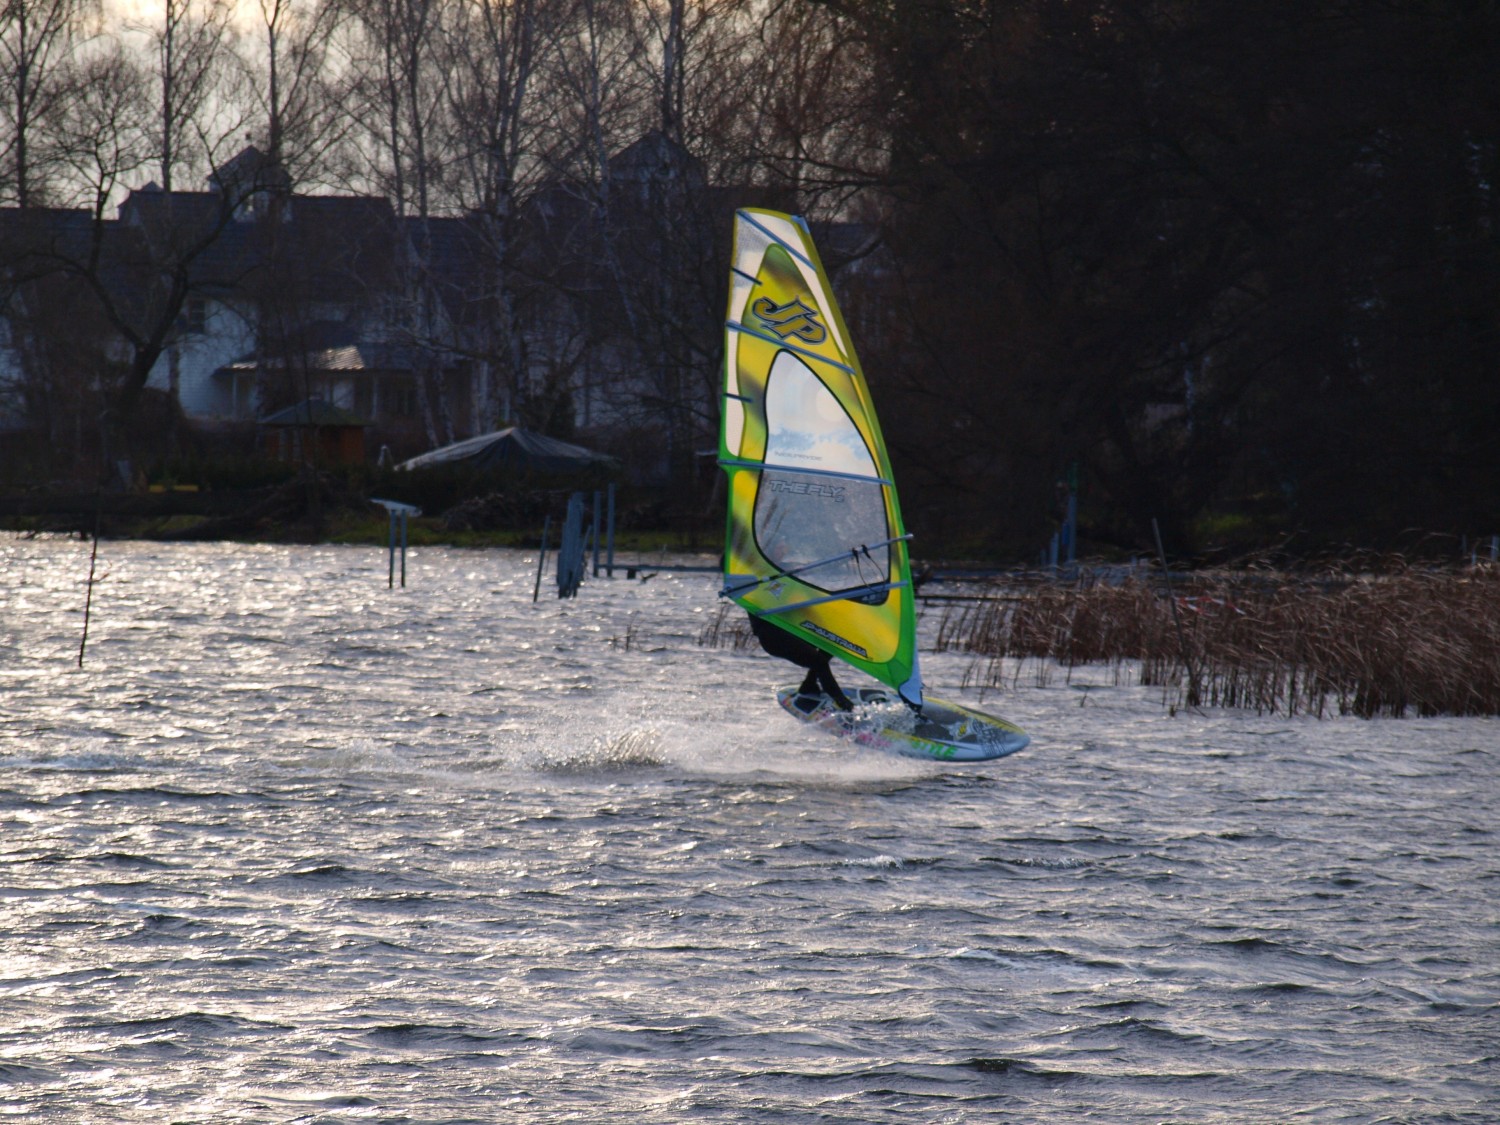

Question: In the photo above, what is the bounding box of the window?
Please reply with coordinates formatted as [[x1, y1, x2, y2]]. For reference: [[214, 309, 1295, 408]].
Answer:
[[182, 299, 207, 335], [382, 379, 418, 419]]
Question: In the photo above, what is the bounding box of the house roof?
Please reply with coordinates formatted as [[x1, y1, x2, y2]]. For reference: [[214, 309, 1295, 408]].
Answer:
[[216, 320, 422, 376], [608, 130, 707, 188], [112, 187, 402, 302], [0, 207, 99, 263], [208, 145, 290, 197], [403, 214, 490, 325]]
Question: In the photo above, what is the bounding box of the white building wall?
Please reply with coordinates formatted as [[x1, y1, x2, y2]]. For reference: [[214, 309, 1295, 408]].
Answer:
[[145, 299, 255, 420]]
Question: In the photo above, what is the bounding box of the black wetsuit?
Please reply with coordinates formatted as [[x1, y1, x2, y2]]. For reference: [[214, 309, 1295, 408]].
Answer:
[[748, 614, 854, 710]]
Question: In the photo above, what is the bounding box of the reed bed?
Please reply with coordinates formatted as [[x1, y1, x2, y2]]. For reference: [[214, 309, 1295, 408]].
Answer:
[[935, 567, 1500, 718], [699, 603, 757, 651]]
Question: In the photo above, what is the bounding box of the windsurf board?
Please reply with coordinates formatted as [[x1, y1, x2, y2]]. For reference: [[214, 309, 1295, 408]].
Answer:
[[775, 684, 1030, 762]]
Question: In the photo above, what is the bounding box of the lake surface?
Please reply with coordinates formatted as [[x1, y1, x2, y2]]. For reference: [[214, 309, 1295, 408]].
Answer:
[[1, 537, 1495, 1123]]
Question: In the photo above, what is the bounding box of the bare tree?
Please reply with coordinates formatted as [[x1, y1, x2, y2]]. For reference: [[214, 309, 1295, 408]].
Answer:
[[127, 0, 239, 192], [651, 0, 683, 142], [0, 0, 98, 207], [542, 0, 755, 477], [0, 35, 260, 483], [339, 0, 446, 215], [547, 0, 649, 185], [52, 34, 151, 212], [435, 0, 550, 429], [0, 257, 121, 481], [340, 0, 462, 445], [739, 0, 881, 212], [248, 0, 347, 187]]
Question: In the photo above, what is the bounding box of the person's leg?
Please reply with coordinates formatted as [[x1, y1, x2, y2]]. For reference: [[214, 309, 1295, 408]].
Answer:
[[812, 659, 855, 711]]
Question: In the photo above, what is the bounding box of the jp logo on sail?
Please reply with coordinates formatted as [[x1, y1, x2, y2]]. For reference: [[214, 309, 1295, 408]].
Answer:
[[751, 296, 827, 344]]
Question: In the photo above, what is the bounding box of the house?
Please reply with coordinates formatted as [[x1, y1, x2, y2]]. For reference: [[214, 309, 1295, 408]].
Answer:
[[1, 137, 874, 484], [119, 156, 478, 450], [0, 148, 480, 462]]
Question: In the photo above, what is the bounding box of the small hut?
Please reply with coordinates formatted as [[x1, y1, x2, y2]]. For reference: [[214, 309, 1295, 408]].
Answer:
[[260, 398, 369, 465]]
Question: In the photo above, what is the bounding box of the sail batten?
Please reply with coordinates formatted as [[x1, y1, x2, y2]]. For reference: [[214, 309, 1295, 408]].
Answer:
[[719, 208, 923, 706], [737, 210, 818, 270], [724, 549, 912, 602], [717, 458, 893, 487], [743, 582, 911, 616]]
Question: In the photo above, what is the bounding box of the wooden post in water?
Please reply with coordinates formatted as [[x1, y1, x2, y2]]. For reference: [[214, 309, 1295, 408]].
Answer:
[[78, 493, 103, 667], [605, 483, 616, 577], [591, 491, 602, 577], [533, 514, 551, 603]]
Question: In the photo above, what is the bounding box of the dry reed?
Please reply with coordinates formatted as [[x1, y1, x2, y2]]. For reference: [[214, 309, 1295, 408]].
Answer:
[[935, 566, 1500, 718], [699, 603, 757, 651]]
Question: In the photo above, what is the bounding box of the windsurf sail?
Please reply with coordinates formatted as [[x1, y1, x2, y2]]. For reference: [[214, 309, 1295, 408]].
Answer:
[[719, 209, 923, 708]]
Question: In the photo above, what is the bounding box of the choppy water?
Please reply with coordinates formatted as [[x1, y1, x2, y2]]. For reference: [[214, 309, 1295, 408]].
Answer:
[[1, 537, 1496, 1123]]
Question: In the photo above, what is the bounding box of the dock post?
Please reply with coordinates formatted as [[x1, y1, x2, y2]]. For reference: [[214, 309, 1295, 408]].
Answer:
[[371, 499, 421, 589], [387, 509, 396, 588], [606, 483, 616, 577], [557, 492, 585, 598], [592, 490, 602, 577], [533, 514, 551, 603]]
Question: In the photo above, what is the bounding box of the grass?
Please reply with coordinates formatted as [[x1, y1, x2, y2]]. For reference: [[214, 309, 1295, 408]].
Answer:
[[935, 565, 1500, 718]]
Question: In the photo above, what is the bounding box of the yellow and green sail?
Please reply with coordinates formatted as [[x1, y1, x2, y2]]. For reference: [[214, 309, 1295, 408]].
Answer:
[[719, 209, 923, 707]]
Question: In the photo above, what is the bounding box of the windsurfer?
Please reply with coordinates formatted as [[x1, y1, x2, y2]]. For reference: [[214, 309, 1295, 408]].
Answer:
[[748, 612, 855, 711]]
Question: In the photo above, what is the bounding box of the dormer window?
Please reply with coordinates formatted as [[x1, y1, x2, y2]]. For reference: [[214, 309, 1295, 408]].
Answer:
[[209, 145, 291, 224]]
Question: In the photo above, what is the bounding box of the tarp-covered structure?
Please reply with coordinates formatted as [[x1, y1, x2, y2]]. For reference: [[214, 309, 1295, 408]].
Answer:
[[397, 427, 617, 475]]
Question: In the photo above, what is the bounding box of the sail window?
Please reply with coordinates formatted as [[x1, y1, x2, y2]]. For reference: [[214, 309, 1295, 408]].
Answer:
[[755, 350, 890, 593], [763, 351, 875, 477]]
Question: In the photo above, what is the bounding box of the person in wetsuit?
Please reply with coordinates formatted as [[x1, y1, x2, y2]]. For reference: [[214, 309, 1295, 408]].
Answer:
[[748, 613, 855, 711]]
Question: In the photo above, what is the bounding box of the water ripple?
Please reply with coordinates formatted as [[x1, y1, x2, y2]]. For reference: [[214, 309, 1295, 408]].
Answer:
[[0, 537, 1495, 1122]]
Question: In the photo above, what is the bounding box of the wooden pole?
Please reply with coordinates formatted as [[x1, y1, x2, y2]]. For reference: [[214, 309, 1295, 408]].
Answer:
[[606, 482, 616, 577], [78, 494, 102, 668], [388, 509, 396, 589], [533, 515, 551, 603], [591, 490, 601, 577]]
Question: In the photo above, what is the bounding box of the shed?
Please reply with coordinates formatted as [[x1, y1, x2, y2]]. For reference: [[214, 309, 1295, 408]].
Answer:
[[260, 397, 370, 465]]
